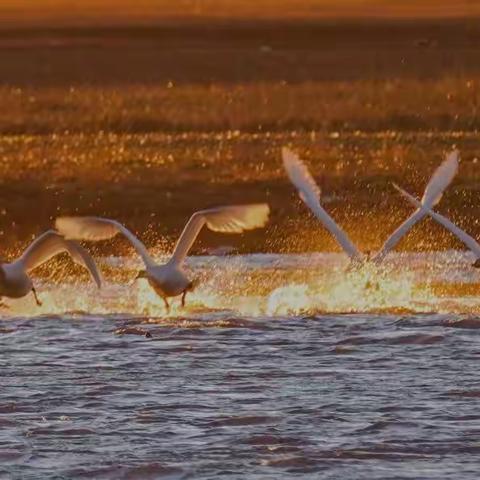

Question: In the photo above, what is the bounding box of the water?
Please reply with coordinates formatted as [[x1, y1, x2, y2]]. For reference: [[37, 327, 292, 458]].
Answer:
[[1, 252, 480, 479]]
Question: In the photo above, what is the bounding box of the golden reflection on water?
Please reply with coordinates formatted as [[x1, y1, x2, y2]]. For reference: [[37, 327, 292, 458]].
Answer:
[[2, 253, 467, 319]]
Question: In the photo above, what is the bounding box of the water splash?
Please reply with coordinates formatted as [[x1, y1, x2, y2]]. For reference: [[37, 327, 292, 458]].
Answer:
[[2, 252, 480, 319]]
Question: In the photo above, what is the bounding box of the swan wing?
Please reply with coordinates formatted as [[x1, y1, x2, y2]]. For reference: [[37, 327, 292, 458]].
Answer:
[[372, 209, 426, 263], [56, 216, 154, 267], [16, 230, 102, 287], [421, 150, 459, 208], [282, 147, 362, 260], [170, 204, 270, 265], [372, 152, 458, 263], [395, 184, 480, 258]]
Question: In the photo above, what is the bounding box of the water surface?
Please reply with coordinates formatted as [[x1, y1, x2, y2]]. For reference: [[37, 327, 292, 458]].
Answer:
[[1, 252, 480, 479]]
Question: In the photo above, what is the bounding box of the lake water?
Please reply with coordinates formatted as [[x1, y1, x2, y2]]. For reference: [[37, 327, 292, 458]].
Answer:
[[1, 252, 480, 479]]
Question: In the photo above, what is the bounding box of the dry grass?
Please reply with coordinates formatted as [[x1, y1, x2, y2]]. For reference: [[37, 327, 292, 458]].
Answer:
[[0, 19, 479, 257], [0, 77, 479, 135], [1, 127, 479, 258]]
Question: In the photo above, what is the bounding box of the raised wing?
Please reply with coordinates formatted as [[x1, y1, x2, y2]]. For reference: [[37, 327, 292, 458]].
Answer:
[[373, 151, 459, 263], [421, 150, 459, 207], [56, 216, 154, 267], [395, 184, 480, 258], [170, 204, 270, 265], [282, 147, 362, 261], [15, 230, 102, 287], [372, 209, 426, 263]]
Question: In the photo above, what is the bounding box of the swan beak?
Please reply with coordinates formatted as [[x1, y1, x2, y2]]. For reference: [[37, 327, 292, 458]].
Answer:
[[129, 269, 148, 286], [472, 259, 480, 269], [135, 269, 148, 280]]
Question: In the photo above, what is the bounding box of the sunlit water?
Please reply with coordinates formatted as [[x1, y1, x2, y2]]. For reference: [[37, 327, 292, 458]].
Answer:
[[1, 252, 480, 479]]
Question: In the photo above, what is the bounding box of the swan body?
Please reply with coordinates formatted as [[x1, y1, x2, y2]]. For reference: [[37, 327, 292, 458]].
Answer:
[[0, 263, 34, 299], [138, 264, 193, 299], [0, 230, 101, 305], [56, 204, 270, 311]]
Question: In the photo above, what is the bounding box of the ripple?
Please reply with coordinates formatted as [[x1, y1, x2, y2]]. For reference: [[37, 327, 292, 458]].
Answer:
[[0, 255, 479, 479], [337, 332, 444, 345], [207, 415, 277, 427]]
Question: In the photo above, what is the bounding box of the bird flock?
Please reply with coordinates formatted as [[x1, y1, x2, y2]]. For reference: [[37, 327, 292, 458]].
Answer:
[[1, 147, 478, 312]]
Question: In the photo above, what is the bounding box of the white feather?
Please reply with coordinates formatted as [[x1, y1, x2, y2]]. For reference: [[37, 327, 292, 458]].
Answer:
[[56, 217, 154, 267], [170, 204, 270, 265], [57, 205, 270, 269], [15, 230, 102, 288], [373, 151, 459, 262], [421, 150, 459, 207], [394, 184, 480, 258], [282, 147, 362, 261]]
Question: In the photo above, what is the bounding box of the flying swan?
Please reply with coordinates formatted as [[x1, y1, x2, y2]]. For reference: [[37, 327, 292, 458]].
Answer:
[[282, 147, 459, 263], [394, 184, 480, 268], [56, 204, 270, 311], [282, 147, 363, 263], [372, 150, 459, 262], [0, 230, 101, 306]]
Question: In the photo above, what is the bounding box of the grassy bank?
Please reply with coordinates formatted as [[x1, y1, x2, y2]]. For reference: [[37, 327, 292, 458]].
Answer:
[[0, 78, 479, 134]]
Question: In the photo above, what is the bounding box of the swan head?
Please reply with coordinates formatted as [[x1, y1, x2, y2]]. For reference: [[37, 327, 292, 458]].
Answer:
[[472, 259, 480, 269]]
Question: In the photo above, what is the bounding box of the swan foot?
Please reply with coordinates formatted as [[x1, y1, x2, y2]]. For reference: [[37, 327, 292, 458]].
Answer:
[[32, 287, 42, 307]]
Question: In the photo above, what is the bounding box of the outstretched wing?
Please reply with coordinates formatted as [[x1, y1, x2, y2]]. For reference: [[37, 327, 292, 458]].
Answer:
[[15, 230, 102, 288], [395, 184, 480, 258], [56, 216, 154, 267], [421, 150, 459, 208], [372, 209, 426, 263], [373, 151, 459, 263], [282, 147, 362, 261], [170, 204, 270, 266]]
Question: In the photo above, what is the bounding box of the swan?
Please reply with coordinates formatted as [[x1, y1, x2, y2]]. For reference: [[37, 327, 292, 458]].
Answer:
[[372, 150, 459, 262], [282, 147, 459, 264], [282, 147, 363, 263], [393, 184, 480, 267], [0, 230, 101, 306], [55, 204, 270, 311]]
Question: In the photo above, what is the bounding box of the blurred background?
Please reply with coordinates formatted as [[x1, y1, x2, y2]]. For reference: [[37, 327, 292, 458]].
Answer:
[[0, 0, 480, 257], [2, 1, 480, 24]]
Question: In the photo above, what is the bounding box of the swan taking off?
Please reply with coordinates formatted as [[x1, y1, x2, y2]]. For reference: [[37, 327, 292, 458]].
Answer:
[[56, 204, 270, 311], [372, 150, 459, 262], [394, 184, 480, 267], [282, 147, 459, 264], [0, 230, 101, 306], [282, 147, 363, 263]]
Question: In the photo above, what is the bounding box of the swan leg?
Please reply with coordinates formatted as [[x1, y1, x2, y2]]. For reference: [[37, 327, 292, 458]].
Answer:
[[162, 296, 170, 313], [181, 290, 187, 307], [32, 287, 42, 307]]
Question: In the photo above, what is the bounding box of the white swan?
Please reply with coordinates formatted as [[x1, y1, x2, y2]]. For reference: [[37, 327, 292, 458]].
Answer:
[[0, 230, 101, 306], [56, 204, 270, 311], [372, 151, 459, 262], [282, 147, 459, 264], [282, 147, 363, 262], [393, 184, 480, 267]]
